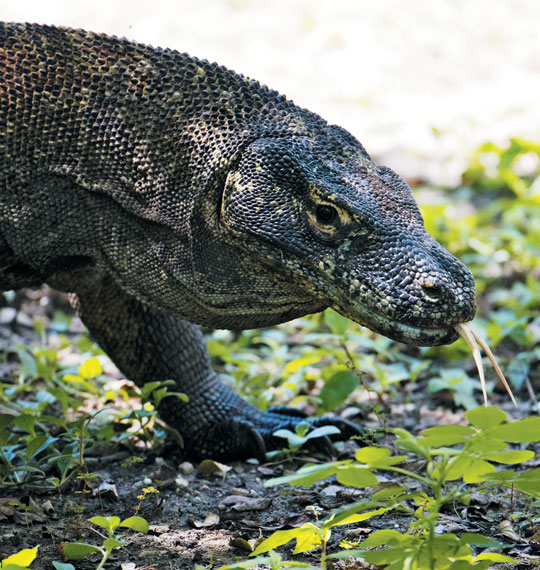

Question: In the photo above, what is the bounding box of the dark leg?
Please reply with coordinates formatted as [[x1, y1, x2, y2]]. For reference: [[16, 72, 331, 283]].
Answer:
[[67, 271, 360, 460]]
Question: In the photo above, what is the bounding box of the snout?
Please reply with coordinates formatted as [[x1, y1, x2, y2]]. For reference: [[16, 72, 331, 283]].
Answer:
[[332, 240, 477, 347]]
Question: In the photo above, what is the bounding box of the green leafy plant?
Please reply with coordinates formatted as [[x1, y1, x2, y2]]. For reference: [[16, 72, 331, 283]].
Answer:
[[0, 407, 97, 488], [196, 549, 320, 570], [268, 421, 341, 459], [134, 485, 160, 515], [119, 379, 188, 448], [61, 515, 149, 569], [251, 504, 386, 568], [328, 531, 516, 569], [0, 331, 189, 488], [249, 407, 540, 568], [0, 339, 117, 488]]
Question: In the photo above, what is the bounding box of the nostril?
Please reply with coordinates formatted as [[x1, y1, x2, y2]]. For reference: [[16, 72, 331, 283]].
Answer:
[[421, 283, 445, 301]]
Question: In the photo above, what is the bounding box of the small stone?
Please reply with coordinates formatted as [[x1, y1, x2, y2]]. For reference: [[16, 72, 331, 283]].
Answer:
[[341, 406, 363, 419], [230, 487, 250, 496], [219, 494, 253, 507], [231, 497, 271, 512], [321, 484, 342, 497], [175, 475, 189, 488], [178, 461, 194, 476], [0, 308, 16, 324], [149, 524, 170, 534], [15, 311, 33, 327]]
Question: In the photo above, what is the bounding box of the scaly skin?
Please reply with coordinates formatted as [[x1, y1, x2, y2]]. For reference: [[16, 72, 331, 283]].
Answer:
[[0, 23, 476, 459]]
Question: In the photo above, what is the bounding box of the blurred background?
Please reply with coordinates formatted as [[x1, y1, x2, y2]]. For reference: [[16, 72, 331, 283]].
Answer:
[[1, 0, 538, 185]]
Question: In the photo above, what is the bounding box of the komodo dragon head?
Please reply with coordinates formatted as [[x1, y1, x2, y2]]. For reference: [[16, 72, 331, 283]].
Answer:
[[220, 125, 476, 346]]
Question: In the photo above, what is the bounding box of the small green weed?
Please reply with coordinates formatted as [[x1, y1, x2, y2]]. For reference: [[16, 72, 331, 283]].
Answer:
[[0, 330, 186, 489], [134, 485, 160, 515], [268, 421, 341, 460], [61, 515, 149, 569]]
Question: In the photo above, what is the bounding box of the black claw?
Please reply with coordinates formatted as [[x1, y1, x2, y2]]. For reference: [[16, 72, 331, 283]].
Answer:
[[232, 418, 267, 463], [267, 405, 308, 418], [319, 434, 336, 458]]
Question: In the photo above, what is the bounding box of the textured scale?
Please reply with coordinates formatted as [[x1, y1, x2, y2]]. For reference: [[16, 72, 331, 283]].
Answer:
[[0, 23, 476, 459]]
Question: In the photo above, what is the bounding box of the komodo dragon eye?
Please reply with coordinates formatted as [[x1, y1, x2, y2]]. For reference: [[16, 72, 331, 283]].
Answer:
[[315, 204, 337, 224], [307, 200, 349, 241]]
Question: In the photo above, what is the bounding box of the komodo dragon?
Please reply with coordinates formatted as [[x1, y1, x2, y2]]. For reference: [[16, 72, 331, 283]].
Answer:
[[0, 22, 476, 460]]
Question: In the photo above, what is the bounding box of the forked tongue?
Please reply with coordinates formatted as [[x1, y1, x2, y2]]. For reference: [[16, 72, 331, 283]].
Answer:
[[454, 323, 517, 407]]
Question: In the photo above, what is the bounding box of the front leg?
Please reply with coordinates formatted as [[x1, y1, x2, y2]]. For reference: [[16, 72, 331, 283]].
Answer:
[[66, 271, 360, 460]]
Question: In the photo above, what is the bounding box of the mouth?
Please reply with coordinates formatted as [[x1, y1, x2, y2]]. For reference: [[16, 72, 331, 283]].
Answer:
[[334, 303, 460, 346], [335, 306, 517, 405]]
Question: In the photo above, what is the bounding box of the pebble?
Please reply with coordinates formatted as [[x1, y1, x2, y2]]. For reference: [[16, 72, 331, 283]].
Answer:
[[178, 461, 195, 476], [0, 308, 16, 324], [175, 475, 189, 488]]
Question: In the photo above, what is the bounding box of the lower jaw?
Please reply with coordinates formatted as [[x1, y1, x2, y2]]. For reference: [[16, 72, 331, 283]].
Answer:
[[334, 305, 460, 347], [383, 325, 459, 347]]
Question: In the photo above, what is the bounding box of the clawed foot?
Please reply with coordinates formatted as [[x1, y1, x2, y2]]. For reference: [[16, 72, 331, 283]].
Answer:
[[184, 407, 363, 462]]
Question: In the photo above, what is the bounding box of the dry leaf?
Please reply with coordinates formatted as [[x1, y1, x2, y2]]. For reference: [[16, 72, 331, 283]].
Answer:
[[189, 513, 220, 528], [499, 519, 520, 542], [198, 459, 232, 475], [229, 536, 256, 552]]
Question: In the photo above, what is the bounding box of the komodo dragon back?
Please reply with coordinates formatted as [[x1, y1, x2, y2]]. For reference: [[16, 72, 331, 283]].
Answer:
[[0, 22, 477, 459]]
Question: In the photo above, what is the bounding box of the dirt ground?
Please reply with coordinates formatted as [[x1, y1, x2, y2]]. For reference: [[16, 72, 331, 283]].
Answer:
[[0, 441, 527, 570]]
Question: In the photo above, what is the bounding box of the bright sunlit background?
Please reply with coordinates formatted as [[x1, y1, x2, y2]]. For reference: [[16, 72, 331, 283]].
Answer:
[[1, 0, 538, 185]]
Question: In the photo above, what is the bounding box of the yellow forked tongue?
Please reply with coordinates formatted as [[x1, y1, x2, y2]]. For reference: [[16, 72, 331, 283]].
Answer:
[[454, 323, 517, 407]]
